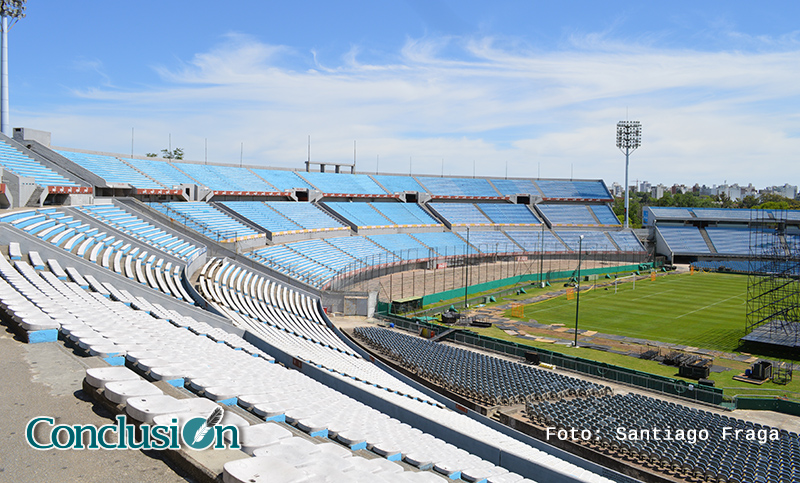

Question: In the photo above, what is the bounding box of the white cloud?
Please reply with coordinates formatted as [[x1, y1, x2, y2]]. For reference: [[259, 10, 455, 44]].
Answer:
[[17, 33, 800, 187]]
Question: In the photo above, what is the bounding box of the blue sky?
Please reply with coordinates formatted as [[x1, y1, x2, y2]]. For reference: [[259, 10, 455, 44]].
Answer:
[[8, 1, 800, 188]]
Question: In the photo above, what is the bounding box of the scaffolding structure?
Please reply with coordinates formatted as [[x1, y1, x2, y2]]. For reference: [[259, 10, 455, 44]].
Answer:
[[744, 210, 800, 350]]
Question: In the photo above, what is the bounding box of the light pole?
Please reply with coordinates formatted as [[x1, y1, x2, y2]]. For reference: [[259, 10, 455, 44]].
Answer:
[[616, 120, 642, 229], [0, 0, 25, 136], [574, 235, 584, 348]]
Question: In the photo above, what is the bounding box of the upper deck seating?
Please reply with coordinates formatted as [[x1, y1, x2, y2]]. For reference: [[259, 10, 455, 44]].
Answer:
[[370, 203, 440, 226], [299, 172, 387, 195], [57, 150, 165, 189], [264, 202, 346, 231], [324, 202, 392, 227], [371, 174, 426, 194], [490, 178, 540, 196], [0, 140, 79, 187], [476, 203, 540, 224], [250, 169, 313, 191], [416, 176, 500, 198], [122, 157, 197, 188], [537, 204, 599, 226], [220, 201, 302, 233], [535, 180, 612, 200], [428, 202, 491, 225], [173, 163, 275, 192], [152, 202, 260, 240]]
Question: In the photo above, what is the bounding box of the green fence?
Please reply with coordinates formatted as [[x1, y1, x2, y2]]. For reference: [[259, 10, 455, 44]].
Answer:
[[378, 314, 724, 406], [735, 397, 800, 416]]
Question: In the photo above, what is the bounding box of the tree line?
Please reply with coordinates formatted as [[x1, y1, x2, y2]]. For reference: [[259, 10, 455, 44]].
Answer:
[[612, 191, 800, 228]]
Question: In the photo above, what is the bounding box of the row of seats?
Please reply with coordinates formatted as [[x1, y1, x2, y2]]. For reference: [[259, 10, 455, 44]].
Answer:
[[0, 139, 80, 187], [2, 208, 196, 303], [151, 202, 260, 241], [0, 253, 459, 482], [354, 327, 609, 406], [194, 258, 612, 482], [649, 207, 800, 223], [526, 392, 799, 483], [245, 229, 643, 288], [78, 204, 204, 262], [56, 150, 167, 190], [537, 205, 619, 227]]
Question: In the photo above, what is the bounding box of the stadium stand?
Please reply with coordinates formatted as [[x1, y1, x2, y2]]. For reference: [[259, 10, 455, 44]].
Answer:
[[250, 168, 314, 191], [705, 226, 752, 255], [691, 208, 755, 221], [416, 176, 501, 198], [535, 180, 612, 201], [476, 203, 541, 225], [428, 202, 491, 225], [299, 171, 388, 196], [171, 163, 278, 193], [324, 201, 393, 227], [194, 260, 616, 482], [0, 139, 80, 187], [263, 201, 348, 231], [78, 204, 204, 262], [655, 225, 712, 254], [526, 392, 799, 483], [608, 230, 645, 252], [505, 230, 569, 252], [455, 230, 521, 253], [325, 236, 397, 264], [220, 201, 302, 233], [490, 178, 541, 196], [370, 202, 440, 226], [537, 204, 600, 226], [367, 233, 434, 260], [121, 157, 197, 188], [556, 231, 617, 252], [412, 231, 478, 256], [57, 150, 167, 190], [589, 205, 621, 225], [371, 174, 426, 194], [151, 202, 261, 241], [355, 326, 608, 406]]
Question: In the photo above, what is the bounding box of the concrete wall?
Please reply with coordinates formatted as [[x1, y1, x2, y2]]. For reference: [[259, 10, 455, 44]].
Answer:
[[1, 169, 42, 208]]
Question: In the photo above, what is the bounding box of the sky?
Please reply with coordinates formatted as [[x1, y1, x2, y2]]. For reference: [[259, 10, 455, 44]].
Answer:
[[7, 1, 800, 188]]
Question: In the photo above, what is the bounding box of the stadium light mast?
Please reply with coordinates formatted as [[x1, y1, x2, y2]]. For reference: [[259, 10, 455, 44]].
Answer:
[[0, 0, 25, 136], [574, 235, 584, 348], [616, 120, 642, 229]]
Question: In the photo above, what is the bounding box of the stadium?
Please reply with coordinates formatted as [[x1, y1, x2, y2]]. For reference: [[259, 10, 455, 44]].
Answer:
[[2, 3, 800, 483], [1, 125, 798, 483]]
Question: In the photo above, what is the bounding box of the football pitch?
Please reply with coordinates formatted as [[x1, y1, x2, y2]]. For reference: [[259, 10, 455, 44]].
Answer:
[[510, 271, 749, 353]]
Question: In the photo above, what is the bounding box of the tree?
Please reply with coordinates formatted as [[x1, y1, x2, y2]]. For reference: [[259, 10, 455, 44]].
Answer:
[[161, 148, 184, 160], [144, 148, 184, 159], [740, 195, 758, 209]]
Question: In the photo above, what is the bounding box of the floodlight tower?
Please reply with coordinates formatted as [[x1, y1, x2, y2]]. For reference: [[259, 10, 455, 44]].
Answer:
[[0, 0, 25, 136], [616, 120, 641, 229]]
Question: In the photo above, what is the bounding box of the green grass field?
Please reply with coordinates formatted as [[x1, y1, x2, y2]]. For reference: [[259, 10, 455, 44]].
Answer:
[[509, 271, 749, 353]]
